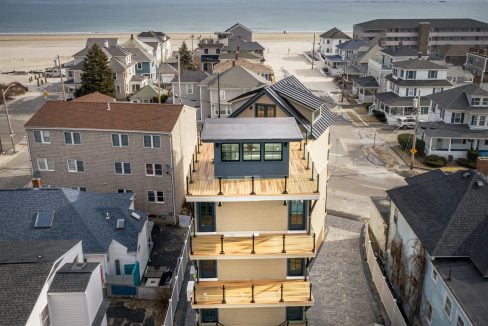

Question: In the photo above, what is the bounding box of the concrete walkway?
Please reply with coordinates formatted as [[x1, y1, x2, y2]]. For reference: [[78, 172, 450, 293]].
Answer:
[[307, 215, 384, 326]]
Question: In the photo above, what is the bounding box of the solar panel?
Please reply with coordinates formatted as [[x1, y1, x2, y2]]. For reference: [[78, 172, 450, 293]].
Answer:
[[34, 210, 55, 228], [116, 219, 125, 229]]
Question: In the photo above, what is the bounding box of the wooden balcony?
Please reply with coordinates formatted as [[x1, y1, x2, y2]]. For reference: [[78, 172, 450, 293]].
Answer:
[[190, 233, 316, 260], [185, 142, 320, 202], [191, 279, 313, 309]]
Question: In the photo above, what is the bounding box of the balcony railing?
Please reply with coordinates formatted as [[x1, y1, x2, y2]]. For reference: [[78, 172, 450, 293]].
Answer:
[[190, 233, 316, 260], [191, 279, 313, 308], [105, 274, 134, 287]]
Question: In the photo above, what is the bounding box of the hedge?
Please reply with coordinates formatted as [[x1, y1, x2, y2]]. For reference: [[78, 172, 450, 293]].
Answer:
[[424, 155, 447, 167]]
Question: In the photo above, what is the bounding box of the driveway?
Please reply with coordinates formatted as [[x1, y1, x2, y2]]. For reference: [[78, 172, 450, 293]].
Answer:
[[308, 215, 384, 326]]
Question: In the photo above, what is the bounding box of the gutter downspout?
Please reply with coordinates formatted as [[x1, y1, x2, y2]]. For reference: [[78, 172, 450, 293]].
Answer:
[[168, 134, 177, 225]]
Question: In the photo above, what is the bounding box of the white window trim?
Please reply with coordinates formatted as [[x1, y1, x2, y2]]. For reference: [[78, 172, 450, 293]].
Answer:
[[145, 163, 163, 176], [67, 159, 84, 173], [186, 83, 194, 94], [71, 186, 87, 191], [37, 158, 55, 171], [118, 188, 133, 193], [112, 133, 129, 147], [147, 190, 164, 203], [431, 265, 438, 284], [456, 315, 466, 326], [64, 131, 81, 145], [137, 62, 143, 69], [444, 294, 453, 320], [426, 301, 433, 325], [143, 134, 161, 149], [114, 162, 132, 175], [34, 130, 51, 144]]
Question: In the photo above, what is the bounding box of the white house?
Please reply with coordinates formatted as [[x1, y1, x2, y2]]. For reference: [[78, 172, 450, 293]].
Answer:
[[319, 27, 351, 56], [136, 31, 172, 63]]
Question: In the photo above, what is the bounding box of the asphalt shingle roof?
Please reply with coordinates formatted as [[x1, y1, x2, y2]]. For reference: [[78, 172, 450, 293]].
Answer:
[[353, 76, 380, 88], [387, 170, 488, 276], [199, 65, 269, 89], [392, 58, 447, 70], [319, 27, 351, 40], [48, 262, 99, 293], [419, 121, 488, 139], [72, 92, 115, 103], [355, 18, 488, 30], [171, 70, 209, 83], [427, 84, 488, 111], [381, 47, 419, 57], [374, 91, 430, 107], [0, 188, 147, 253], [385, 74, 452, 87], [336, 39, 368, 50], [225, 37, 265, 52], [0, 240, 80, 326]]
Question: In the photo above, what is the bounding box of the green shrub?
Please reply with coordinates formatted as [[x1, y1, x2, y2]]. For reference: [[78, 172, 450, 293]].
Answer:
[[424, 155, 447, 167], [373, 110, 387, 123], [457, 158, 470, 167], [467, 150, 479, 163], [397, 134, 425, 156]]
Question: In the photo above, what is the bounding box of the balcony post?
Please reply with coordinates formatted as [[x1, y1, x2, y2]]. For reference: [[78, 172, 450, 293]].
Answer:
[[310, 162, 314, 181], [299, 139, 302, 151], [312, 233, 316, 253], [192, 154, 196, 172], [193, 284, 197, 304], [196, 264, 200, 284], [308, 201, 312, 235], [308, 283, 312, 301], [218, 177, 223, 195], [282, 176, 288, 194], [305, 130, 308, 145], [197, 142, 200, 154], [222, 285, 226, 304], [282, 234, 286, 253], [279, 283, 284, 302], [193, 217, 197, 237], [306, 152, 310, 170], [302, 145, 306, 160], [190, 236, 194, 255], [304, 261, 308, 281], [251, 284, 255, 303], [186, 176, 191, 196], [250, 176, 256, 195], [195, 145, 199, 161], [189, 164, 193, 183], [251, 234, 256, 254], [220, 235, 225, 254], [314, 174, 320, 193]]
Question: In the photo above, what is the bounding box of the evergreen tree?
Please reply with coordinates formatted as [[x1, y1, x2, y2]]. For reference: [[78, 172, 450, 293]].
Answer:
[[75, 44, 115, 98], [178, 41, 196, 71]]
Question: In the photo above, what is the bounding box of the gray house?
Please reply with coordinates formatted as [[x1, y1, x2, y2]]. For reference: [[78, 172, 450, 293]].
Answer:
[[225, 23, 254, 42], [171, 70, 209, 117]]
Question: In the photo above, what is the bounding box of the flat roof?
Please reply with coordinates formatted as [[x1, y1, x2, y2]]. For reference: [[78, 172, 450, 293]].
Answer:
[[201, 117, 303, 142]]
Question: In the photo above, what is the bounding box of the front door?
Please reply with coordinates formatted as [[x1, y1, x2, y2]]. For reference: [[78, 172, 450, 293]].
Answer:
[[289, 200, 306, 230], [198, 202, 215, 232]]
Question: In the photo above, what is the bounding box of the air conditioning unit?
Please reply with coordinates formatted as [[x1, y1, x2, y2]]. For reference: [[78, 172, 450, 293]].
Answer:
[[187, 281, 195, 302]]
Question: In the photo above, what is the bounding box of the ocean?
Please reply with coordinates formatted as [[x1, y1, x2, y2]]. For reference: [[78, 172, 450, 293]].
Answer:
[[0, 0, 487, 33]]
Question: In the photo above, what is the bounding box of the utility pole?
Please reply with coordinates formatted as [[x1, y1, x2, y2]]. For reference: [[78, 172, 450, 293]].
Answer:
[[177, 53, 182, 104], [410, 90, 421, 170], [311, 33, 316, 70], [1, 83, 16, 153], [217, 72, 221, 118], [56, 55, 66, 101]]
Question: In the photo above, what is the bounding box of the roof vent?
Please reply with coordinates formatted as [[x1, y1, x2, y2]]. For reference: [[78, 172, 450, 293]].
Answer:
[[131, 211, 141, 220], [105, 212, 110, 220], [72, 263, 87, 270], [476, 180, 484, 187], [116, 219, 125, 229]]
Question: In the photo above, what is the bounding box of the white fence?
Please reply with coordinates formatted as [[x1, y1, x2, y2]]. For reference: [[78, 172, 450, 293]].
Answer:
[[365, 225, 408, 326], [162, 223, 191, 326]]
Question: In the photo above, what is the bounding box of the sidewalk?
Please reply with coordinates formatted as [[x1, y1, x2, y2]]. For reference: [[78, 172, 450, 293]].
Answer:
[[0, 143, 27, 167]]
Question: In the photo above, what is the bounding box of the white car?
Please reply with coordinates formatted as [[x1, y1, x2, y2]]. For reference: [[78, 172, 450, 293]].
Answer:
[[397, 117, 416, 129], [44, 68, 63, 78]]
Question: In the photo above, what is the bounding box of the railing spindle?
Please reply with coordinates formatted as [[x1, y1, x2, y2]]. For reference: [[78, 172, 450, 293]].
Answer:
[[282, 234, 286, 253], [218, 177, 223, 195], [222, 285, 226, 304], [310, 162, 314, 181], [309, 283, 313, 301], [306, 152, 310, 170], [196, 264, 199, 284], [195, 145, 199, 161], [192, 154, 196, 172], [193, 284, 197, 304], [190, 236, 193, 255], [279, 283, 284, 302], [282, 176, 288, 194], [314, 174, 320, 193], [251, 284, 255, 303], [186, 176, 190, 195], [189, 164, 193, 183], [220, 235, 225, 254], [250, 176, 256, 195], [313, 233, 316, 253], [251, 234, 256, 254]]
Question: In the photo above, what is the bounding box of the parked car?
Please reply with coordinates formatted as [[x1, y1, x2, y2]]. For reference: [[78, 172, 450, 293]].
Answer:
[[44, 68, 63, 78], [397, 116, 416, 129]]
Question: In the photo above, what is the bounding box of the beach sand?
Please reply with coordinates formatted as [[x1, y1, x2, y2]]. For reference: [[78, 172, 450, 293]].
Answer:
[[0, 32, 317, 81]]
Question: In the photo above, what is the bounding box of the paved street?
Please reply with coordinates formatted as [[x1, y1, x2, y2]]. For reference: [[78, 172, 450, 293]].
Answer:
[[308, 215, 383, 326]]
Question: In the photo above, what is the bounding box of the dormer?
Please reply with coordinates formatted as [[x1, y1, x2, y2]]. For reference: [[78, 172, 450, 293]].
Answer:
[[200, 118, 303, 179], [468, 95, 488, 107]]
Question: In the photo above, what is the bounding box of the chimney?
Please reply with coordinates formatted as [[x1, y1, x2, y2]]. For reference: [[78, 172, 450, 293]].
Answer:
[[103, 40, 109, 48], [477, 157, 488, 177], [32, 178, 42, 189]]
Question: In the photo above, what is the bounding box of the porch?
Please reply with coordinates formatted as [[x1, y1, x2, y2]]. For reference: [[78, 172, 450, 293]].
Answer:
[[352, 76, 379, 104], [372, 92, 430, 124]]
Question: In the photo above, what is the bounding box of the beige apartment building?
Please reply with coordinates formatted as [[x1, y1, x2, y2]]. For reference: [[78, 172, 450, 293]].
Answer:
[[187, 76, 333, 325], [24, 94, 197, 220]]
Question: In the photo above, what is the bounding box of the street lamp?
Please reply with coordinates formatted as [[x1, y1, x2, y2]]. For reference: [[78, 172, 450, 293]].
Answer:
[[1, 83, 17, 154]]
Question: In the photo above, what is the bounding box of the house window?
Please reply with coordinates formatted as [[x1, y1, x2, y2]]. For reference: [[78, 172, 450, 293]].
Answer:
[[406, 88, 416, 96], [428, 70, 438, 79], [421, 107, 429, 115], [112, 134, 129, 147], [114, 162, 131, 175], [289, 200, 306, 230], [112, 73, 117, 80], [427, 301, 433, 324], [115, 259, 121, 275], [221, 143, 240, 161], [67, 159, 84, 173], [213, 105, 232, 116], [287, 258, 305, 276], [34, 130, 51, 144], [457, 316, 465, 326], [147, 190, 164, 203], [482, 98, 488, 106], [64, 131, 81, 145], [146, 163, 163, 176], [199, 260, 217, 278], [118, 189, 133, 193], [186, 84, 194, 94], [71, 186, 87, 192], [451, 112, 465, 124], [137, 62, 142, 69], [219, 89, 226, 100], [255, 104, 276, 117], [264, 143, 283, 161], [144, 135, 161, 148], [204, 49, 209, 54], [406, 70, 416, 79], [243, 143, 261, 161], [444, 296, 452, 319], [201, 308, 218, 323], [431, 268, 438, 284], [68, 70, 73, 78], [216, 48, 221, 54], [37, 158, 54, 171], [471, 97, 480, 105], [40, 305, 50, 326]]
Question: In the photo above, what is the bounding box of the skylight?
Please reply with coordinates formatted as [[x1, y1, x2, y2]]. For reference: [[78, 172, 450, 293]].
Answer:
[[34, 210, 55, 228], [116, 219, 125, 229]]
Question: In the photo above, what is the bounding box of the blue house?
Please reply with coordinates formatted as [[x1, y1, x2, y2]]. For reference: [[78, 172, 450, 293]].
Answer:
[[386, 170, 488, 326], [126, 47, 157, 82]]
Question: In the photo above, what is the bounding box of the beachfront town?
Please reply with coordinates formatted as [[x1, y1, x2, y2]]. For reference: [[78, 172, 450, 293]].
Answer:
[[0, 17, 488, 326]]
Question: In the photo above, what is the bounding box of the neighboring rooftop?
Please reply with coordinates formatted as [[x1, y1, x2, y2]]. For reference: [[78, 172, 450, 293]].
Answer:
[[336, 39, 368, 50], [419, 121, 488, 139], [392, 58, 448, 70], [72, 91, 115, 103], [137, 31, 170, 42], [374, 92, 430, 107], [0, 188, 147, 253], [0, 239, 80, 326], [225, 37, 265, 52], [225, 23, 253, 33], [320, 27, 351, 40], [385, 74, 453, 87], [427, 84, 488, 111], [25, 101, 184, 133], [352, 76, 380, 88], [355, 18, 488, 29], [199, 65, 269, 89], [125, 47, 155, 63], [219, 51, 263, 61], [201, 117, 303, 142], [48, 262, 99, 293], [381, 47, 420, 57], [213, 58, 273, 75], [171, 70, 208, 83], [129, 84, 166, 101]]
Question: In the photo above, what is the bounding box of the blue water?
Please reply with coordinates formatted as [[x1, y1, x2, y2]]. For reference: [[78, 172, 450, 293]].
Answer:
[[0, 0, 487, 33]]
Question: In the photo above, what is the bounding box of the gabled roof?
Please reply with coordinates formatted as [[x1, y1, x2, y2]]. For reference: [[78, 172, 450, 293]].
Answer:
[[121, 36, 154, 53], [387, 170, 488, 276], [385, 74, 452, 87], [171, 70, 209, 83], [72, 92, 115, 103], [336, 39, 368, 50], [159, 63, 177, 74], [380, 47, 419, 57], [392, 58, 447, 70], [226, 23, 253, 33], [125, 47, 155, 63], [219, 51, 263, 61], [213, 58, 273, 75], [225, 37, 265, 52], [48, 262, 99, 293], [199, 65, 269, 89], [86, 38, 118, 48], [129, 84, 164, 100], [0, 188, 147, 253], [428, 84, 488, 111], [0, 239, 80, 325], [25, 101, 184, 133], [319, 27, 351, 40], [137, 31, 169, 42], [374, 91, 430, 107], [229, 76, 335, 139]]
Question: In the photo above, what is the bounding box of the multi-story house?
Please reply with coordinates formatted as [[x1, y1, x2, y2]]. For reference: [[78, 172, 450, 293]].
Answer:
[[353, 19, 488, 54], [24, 95, 197, 220], [171, 70, 209, 117], [465, 48, 488, 84], [66, 38, 147, 100], [372, 58, 452, 124], [0, 187, 152, 293], [225, 23, 254, 42], [198, 65, 270, 120], [126, 47, 157, 83], [385, 170, 488, 326], [0, 239, 108, 326], [213, 58, 275, 82], [186, 76, 334, 325], [418, 84, 488, 159], [136, 31, 172, 63], [322, 39, 368, 76], [319, 27, 351, 56], [197, 38, 225, 73]]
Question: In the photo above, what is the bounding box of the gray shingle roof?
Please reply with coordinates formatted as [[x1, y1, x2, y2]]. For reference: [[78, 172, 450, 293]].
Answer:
[[125, 47, 154, 63], [353, 76, 380, 88], [387, 170, 488, 276], [419, 121, 488, 139], [225, 37, 265, 52], [336, 39, 368, 50], [0, 188, 147, 253], [49, 262, 99, 293], [319, 27, 351, 40], [427, 84, 488, 111], [171, 70, 209, 83], [392, 59, 447, 70], [385, 74, 452, 87], [355, 18, 488, 30], [199, 65, 269, 89], [0, 240, 80, 326], [374, 91, 430, 107], [226, 23, 253, 33], [380, 47, 419, 57], [219, 51, 263, 61]]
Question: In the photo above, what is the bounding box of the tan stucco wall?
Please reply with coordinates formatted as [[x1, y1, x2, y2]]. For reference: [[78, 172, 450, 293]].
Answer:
[[216, 201, 288, 232], [219, 307, 286, 326], [217, 259, 287, 280]]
